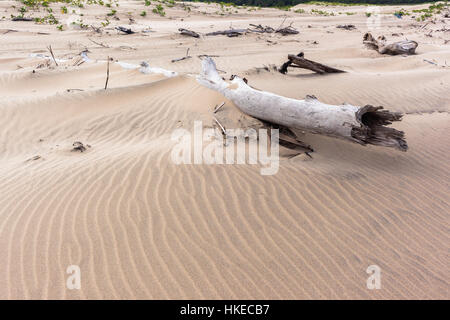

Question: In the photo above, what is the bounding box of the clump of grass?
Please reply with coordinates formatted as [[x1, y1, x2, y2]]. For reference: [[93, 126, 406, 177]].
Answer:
[[101, 19, 110, 27], [152, 4, 165, 16], [34, 13, 58, 25], [394, 9, 410, 17], [311, 8, 334, 16], [276, 5, 291, 11], [107, 9, 117, 16], [71, 18, 88, 29], [413, 2, 447, 21]]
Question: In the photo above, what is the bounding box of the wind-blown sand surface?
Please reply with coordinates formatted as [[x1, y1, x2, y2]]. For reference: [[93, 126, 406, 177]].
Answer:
[[0, 1, 449, 299]]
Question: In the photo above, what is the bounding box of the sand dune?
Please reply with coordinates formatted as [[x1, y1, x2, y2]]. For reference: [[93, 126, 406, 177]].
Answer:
[[0, 1, 448, 299]]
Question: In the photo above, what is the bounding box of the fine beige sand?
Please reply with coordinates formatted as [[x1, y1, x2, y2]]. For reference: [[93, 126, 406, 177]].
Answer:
[[0, 1, 449, 299]]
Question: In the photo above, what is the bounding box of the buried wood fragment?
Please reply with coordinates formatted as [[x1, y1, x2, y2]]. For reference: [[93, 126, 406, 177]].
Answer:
[[88, 38, 109, 48], [276, 25, 299, 35], [115, 26, 135, 34], [47, 45, 58, 66], [26, 155, 42, 162], [206, 29, 247, 37], [12, 17, 33, 21], [248, 21, 298, 35], [171, 48, 192, 63], [104, 56, 110, 90], [363, 32, 418, 55], [337, 24, 356, 30], [213, 102, 225, 113], [279, 52, 345, 74], [178, 28, 200, 38], [212, 116, 227, 136], [248, 24, 275, 33], [197, 58, 407, 152], [72, 142, 90, 152]]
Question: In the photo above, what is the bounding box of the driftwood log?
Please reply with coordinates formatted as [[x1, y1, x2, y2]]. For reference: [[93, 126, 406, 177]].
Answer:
[[279, 52, 345, 74], [363, 33, 418, 55], [276, 26, 299, 35], [197, 58, 407, 151], [337, 24, 356, 30], [12, 17, 33, 21], [206, 29, 246, 37], [248, 24, 275, 33], [204, 24, 298, 37], [178, 28, 200, 38], [248, 23, 298, 35]]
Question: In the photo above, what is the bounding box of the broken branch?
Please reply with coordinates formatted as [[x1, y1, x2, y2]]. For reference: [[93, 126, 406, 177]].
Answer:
[[104, 56, 110, 90], [47, 45, 58, 67], [279, 52, 345, 74], [178, 28, 200, 38]]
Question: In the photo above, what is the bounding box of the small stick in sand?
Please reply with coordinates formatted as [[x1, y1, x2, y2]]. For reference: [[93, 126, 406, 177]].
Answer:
[[213, 116, 226, 136], [47, 45, 58, 66], [213, 102, 225, 113], [88, 38, 109, 48], [171, 48, 192, 63], [104, 56, 110, 90]]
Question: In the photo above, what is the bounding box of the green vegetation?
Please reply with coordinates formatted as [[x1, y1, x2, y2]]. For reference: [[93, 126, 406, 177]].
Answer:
[[152, 4, 166, 16], [34, 13, 58, 24], [394, 8, 411, 15], [311, 8, 335, 15], [412, 2, 446, 19], [11, 0, 122, 25], [183, 1, 444, 8]]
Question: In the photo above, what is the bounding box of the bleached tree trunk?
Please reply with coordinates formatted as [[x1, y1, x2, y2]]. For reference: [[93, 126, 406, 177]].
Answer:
[[197, 58, 407, 151], [363, 33, 418, 55]]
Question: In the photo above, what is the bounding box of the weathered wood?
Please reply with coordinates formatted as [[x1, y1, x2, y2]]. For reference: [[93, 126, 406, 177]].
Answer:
[[248, 24, 275, 33], [206, 29, 246, 37], [197, 58, 407, 151], [337, 24, 356, 30], [248, 23, 298, 35], [104, 56, 110, 90], [47, 45, 58, 67], [279, 52, 345, 74], [115, 26, 135, 34], [276, 26, 299, 35], [171, 48, 192, 63], [178, 28, 200, 38], [12, 17, 33, 21], [363, 32, 418, 55]]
